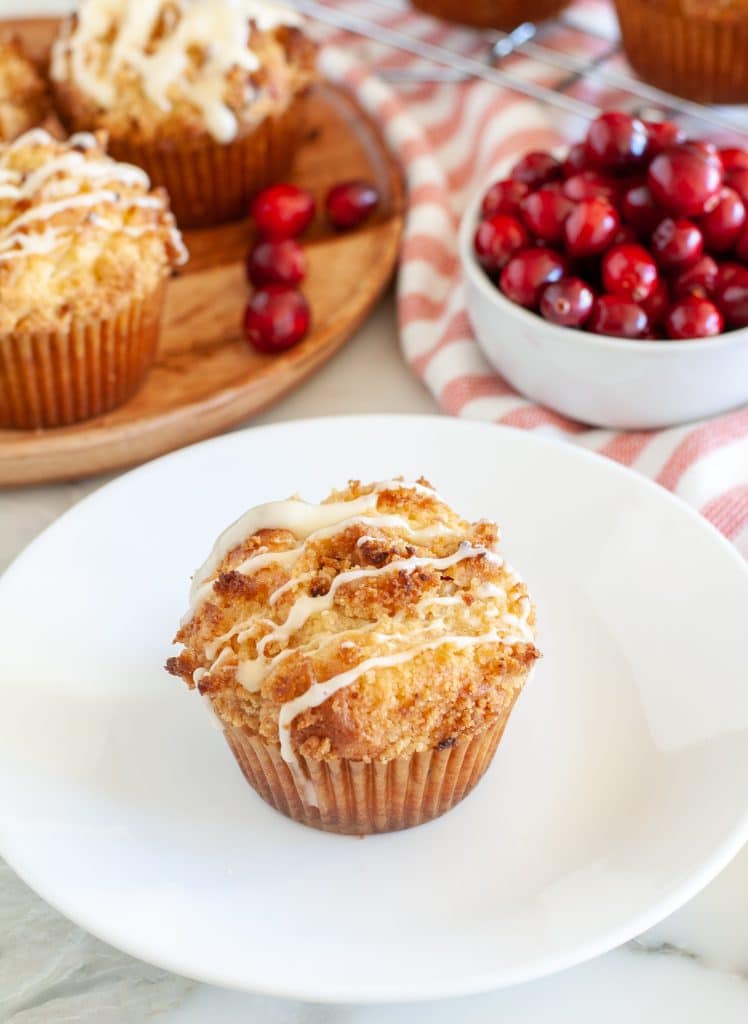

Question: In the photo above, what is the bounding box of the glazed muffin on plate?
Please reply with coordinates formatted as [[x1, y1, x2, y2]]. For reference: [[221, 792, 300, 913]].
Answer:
[[167, 478, 539, 835], [0, 35, 52, 142], [0, 128, 186, 429], [410, 0, 569, 29], [50, 0, 317, 228]]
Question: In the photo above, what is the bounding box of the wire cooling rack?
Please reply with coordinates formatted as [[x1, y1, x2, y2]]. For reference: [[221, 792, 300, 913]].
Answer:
[[288, 0, 748, 139]]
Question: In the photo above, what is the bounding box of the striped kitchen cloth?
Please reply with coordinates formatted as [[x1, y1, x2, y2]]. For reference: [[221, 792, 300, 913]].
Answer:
[[317, 0, 748, 554]]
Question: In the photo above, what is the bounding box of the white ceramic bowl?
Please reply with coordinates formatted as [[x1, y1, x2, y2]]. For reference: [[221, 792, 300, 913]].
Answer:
[[459, 186, 748, 430]]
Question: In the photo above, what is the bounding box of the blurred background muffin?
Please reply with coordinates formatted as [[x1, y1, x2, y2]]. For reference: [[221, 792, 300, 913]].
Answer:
[[50, 0, 317, 228], [410, 0, 570, 30], [613, 0, 748, 104], [0, 35, 52, 141], [0, 129, 186, 429]]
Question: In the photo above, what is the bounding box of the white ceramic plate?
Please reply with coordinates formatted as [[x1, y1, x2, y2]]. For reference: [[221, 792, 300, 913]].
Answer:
[[1, 416, 747, 1004]]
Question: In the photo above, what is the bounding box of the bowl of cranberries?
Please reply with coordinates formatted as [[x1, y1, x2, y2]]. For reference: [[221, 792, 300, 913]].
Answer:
[[459, 112, 748, 429]]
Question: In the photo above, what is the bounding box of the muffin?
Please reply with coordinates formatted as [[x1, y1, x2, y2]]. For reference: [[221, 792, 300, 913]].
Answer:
[[0, 129, 186, 429], [167, 478, 539, 835], [0, 35, 52, 142], [50, 0, 317, 228], [614, 0, 748, 104], [410, 0, 569, 30]]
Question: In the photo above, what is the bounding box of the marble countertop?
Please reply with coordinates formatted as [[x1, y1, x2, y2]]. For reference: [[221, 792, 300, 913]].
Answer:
[[2, 1, 748, 1020]]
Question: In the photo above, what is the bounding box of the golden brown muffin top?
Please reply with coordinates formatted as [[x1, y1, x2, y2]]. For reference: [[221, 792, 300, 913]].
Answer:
[[0, 36, 49, 143], [50, 0, 316, 144], [167, 479, 539, 781], [0, 128, 186, 333]]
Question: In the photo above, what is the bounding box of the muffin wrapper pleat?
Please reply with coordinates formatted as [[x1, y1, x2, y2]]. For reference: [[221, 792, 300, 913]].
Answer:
[[223, 711, 513, 835], [614, 0, 748, 104], [109, 100, 308, 230], [410, 0, 569, 29], [0, 280, 166, 429]]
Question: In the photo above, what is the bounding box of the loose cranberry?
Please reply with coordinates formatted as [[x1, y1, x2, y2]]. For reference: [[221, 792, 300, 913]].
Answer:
[[563, 142, 588, 178], [664, 296, 723, 339], [681, 141, 723, 174], [243, 285, 311, 353], [720, 148, 748, 174], [474, 214, 529, 273], [716, 268, 748, 328], [698, 187, 746, 252], [252, 184, 315, 239], [620, 183, 660, 234], [716, 261, 744, 291], [510, 151, 562, 188], [588, 295, 649, 338], [671, 255, 719, 299], [585, 111, 649, 172], [563, 171, 619, 203], [645, 120, 686, 156], [481, 179, 530, 219], [651, 217, 704, 270], [499, 247, 566, 308], [326, 180, 379, 231], [246, 238, 307, 287], [564, 198, 620, 257], [737, 224, 748, 261], [641, 278, 670, 324], [726, 168, 748, 205], [648, 146, 723, 216], [612, 224, 639, 245], [602, 243, 659, 302], [539, 276, 595, 327], [519, 187, 573, 244]]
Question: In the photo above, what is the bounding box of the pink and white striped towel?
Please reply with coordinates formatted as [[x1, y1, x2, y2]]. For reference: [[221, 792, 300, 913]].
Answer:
[[317, 0, 748, 555]]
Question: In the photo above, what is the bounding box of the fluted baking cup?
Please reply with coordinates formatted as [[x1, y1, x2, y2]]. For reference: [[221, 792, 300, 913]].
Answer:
[[0, 280, 166, 429]]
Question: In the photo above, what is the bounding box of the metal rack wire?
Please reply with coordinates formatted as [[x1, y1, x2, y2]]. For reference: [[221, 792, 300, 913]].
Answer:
[[288, 0, 748, 138]]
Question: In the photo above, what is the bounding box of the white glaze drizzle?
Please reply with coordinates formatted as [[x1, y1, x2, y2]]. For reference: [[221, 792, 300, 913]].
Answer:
[[52, 0, 302, 144]]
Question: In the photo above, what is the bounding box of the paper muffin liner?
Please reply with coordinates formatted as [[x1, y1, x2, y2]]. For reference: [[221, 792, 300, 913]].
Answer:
[[614, 0, 748, 104], [108, 100, 308, 230], [0, 280, 166, 430], [223, 709, 515, 835], [410, 0, 569, 29]]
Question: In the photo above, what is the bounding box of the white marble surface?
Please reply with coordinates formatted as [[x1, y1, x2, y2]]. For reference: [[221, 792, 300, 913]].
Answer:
[[2, 1, 748, 1020]]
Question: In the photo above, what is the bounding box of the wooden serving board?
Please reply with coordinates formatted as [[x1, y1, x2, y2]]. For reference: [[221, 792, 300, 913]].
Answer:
[[0, 19, 405, 487]]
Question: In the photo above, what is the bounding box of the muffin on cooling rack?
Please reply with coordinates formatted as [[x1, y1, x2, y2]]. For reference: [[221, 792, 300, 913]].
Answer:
[[0, 35, 51, 142], [50, 0, 317, 228], [0, 128, 186, 429], [167, 478, 539, 835], [410, 0, 569, 30]]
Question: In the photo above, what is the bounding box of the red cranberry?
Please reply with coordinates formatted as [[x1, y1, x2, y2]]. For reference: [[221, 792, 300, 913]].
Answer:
[[563, 171, 618, 203], [539, 276, 595, 327], [326, 180, 379, 231], [243, 285, 310, 353], [474, 214, 529, 273], [720, 148, 748, 174], [612, 224, 639, 245], [519, 187, 573, 244], [645, 120, 686, 156], [664, 296, 723, 339], [716, 268, 748, 327], [716, 261, 744, 291], [726, 168, 748, 205], [641, 278, 670, 324], [620, 183, 660, 235], [588, 295, 649, 338], [681, 141, 723, 172], [510, 151, 562, 188], [602, 243, 659, 302], [563, 142, 588, 178], [698, 187, 746, 252], [585, 112, 649, 172], [252, 184, 315, 239], [481, 179, 530, 219], [671, 255, 719, 299], [246, 238, 306, 287], [651, 218, 704, 270], [648, 146, 723, 217], [499, 247, 566, 308], [564, 198, 620, 257], [737, 225, 748, 262]]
